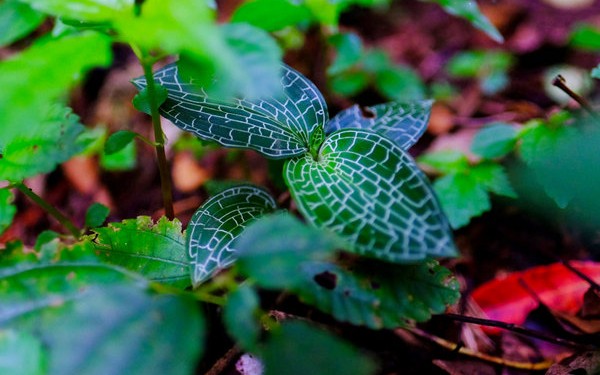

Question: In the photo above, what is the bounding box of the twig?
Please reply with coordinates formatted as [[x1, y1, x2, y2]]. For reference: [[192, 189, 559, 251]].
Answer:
[[560, 260, 600, 293], [204, 346, 240, 375], [552, 75, 596, 116], [443, 313, 596, 350], [405, 327, 554, 371]]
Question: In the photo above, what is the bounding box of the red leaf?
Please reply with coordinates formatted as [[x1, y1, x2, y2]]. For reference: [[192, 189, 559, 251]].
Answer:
[[471, 261, 600, 333]]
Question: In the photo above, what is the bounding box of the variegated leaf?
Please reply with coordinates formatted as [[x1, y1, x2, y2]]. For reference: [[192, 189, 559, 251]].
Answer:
[[186, 185, 277, 286], [132, 63, 328, 159], [324, 100, 432, 150], [285, 128, 456, 262]]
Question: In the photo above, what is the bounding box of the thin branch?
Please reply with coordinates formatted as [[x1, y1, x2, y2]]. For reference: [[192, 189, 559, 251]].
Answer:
[[405, 327, 554, 371], [13, 182, 81, 238], [204, 346, 240, 375], [560, 260, 600, 293], [552, 75, 596, 115], [443, 313, 596, 350]]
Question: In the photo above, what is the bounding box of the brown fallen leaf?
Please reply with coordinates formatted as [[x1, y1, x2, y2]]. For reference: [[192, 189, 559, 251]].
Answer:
[[546, 351, 600, 375], [172, 151, 211, 193], [428, 103, 455, 136]]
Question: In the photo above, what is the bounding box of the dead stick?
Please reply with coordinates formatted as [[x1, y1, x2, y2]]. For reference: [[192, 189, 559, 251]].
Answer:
[[204, 346, 240, 375], [560, 260, 600, 293], [552, 75, 596, 115]]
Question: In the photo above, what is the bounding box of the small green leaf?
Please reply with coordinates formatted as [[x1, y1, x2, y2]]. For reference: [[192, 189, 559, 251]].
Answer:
[[100, 139, 136, 171], [570, 24, 600, 51], [0, 189, 16, 236], [223, 285, 261, 351], [0, 0, 45, 47], [285, 129, 456, 263], [329, 70, 370, 96], [260, 320, 377, 375], [295, 259, 459, 328], [433, 173, 489, 228], [325, 100, 432, 150], [231, 0, 313, 31], [328, 32, 364, 75], [133, 63, 327, 158], [592, 65, 600, 80], [105, 130, 139, 155], [187, 185, 277, 286], [84, 203, 109, 229], [132, 86, 168, 116], [471, 123, 518, 158], [235, 212, 341, 289], [425, 0, 503, 42], [447, 50, 514, 78], [0, 330, 47, 375], [374, 66, 426, 101], [471, 162, 516, 198], [418, 149, 470, 175], [22, 0, 132, 22], [0, 239, 204, 375], [91, 216, 190, 288]]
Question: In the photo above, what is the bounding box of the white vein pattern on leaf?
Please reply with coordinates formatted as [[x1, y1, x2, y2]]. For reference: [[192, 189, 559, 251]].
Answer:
[[325, 101, 432, 151], [286, 129, 454, 262], [133, 64, 328, 159], [187, 186, 276, 284]]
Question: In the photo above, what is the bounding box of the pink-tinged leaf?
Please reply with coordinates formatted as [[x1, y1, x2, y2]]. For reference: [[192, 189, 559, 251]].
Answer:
[[471, 261, 600, 332]]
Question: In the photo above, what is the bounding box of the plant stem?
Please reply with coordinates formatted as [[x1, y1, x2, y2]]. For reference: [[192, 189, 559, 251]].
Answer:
[[13, 182, 81, 238], [552, 75, 596, 115], [140, 57, 175, 219]]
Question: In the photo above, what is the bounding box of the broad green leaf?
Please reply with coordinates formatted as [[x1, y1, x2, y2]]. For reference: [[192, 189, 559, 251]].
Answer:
[[0, 239, 204, 375], [374, 66, 426, 101], [285, 129, 457, 262], [187, 185, 277, 286], [471, 123, 518, 158], [260, 320, 377, 375], [0, 330, 47, 375], [133, 63, 327, 158], [100, 139, 136, 171], [22, 0, 132, 22], [325, 100, 432, 150], [235, 212, 341, 289], [425, 0, 503, 43], [0, 189, 16, 236], [295, 259, 459, 328], [0, 0, 45, 47], [570, 24, 600, 51], [0, 105, 86, 182], [433, 173, 489, 228], [91, 216, 190, 288], [223, 285, 261, 351], [84, 203, 109, 228], [132, 86, 168, 116], [104, 130, 139, 155], [328, 32, 364, 75], [0, 32, 112, 151], [231, 0, 314, 31]]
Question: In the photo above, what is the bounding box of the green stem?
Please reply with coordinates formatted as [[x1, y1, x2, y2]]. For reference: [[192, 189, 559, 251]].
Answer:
[[13, 182, 81, 238], [139, 56, 175, 219]]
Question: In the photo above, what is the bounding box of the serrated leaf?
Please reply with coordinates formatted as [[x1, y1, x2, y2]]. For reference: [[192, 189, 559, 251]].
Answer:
[[471, 162, 516, 198], [84, 203, 109, 228], [223, 285, 261, 351], [0, 0, 45, 47], [471, 123, 518, 158], [0, 105, 86, 182], [433, 173, 489, 228], [0, 330, 47, 375], [325, 100, 432, 150], [132, 86, 167, 116], [132, 63, 327, 159], [285, 129, 456, 262], [91, 216, 190, 288], [425, 0, 503, 43], [187, 185, 277, 286], [295, 259, 459, 328], [235, 212, 341, 289], [260, 320, 377, 375], [0, 189, 16, 236]]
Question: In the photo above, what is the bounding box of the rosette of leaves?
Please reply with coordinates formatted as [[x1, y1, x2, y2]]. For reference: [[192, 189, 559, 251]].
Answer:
[[133, 63, 457, 286]]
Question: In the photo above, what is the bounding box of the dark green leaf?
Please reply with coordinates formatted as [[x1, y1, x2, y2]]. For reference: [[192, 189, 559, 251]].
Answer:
[[0, 0, 44, 47], [133, 63, 327, 158], [187, 185, 277, 286], [223, 285, 261, 351], [0, 105, 86, 182], [84, 203, 109, 229], [261, 320, 377, 375], [433, 173, 489, 228], [329, 70, 370, 96], [471, 123, 518, 158], [328, 32, 364, 75], [0, 239, 204, 375], [0, 189, 16, 236], [91, 216, 190, 288], [285, 129, 457, 262], [425, 0, 503, 42], [295, 259, 459, 328], [0, 330, 47, 375], [231, 0, 313, 31], [235, 212, 341, 289], [105, 130, 139, 156], [570, 24, 600, 51], [132, 86, 168, 116], [374, 66, 426, 101], [325, 100, 432, 150], [100, 139, 136, 171]]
